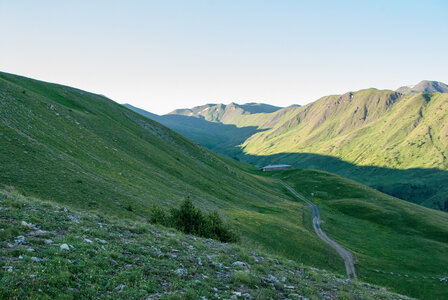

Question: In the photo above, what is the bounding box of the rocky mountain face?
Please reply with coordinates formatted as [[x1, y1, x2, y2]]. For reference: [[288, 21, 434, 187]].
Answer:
[[396, 80, 448, 95]]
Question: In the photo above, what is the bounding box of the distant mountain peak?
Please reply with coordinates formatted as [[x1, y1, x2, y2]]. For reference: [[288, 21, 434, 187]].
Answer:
[[396, 80, 448, 94], [166, 102, 282, 121]]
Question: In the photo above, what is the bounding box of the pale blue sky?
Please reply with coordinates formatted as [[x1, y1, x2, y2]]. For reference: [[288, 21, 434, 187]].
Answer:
[[1, 0, 447, 114]]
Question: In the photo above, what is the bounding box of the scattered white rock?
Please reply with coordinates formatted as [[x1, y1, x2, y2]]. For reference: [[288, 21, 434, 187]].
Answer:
[[31, 229, 48, 236], [174, 268, 187, 276], [95, 238, 107, 244], [31, 257, 41, 262], [18, 255, 23, 260], [44, 239, 53, 244], [114, 284, 126, 292], [26, 248, 35, 252], [15, 235, 25, 244], [232, 261, 249, 268], [84, 238, 93, 244], [60, 244, 70, 250], [268, 274, 279, 283], [21, 221, 36, 229]]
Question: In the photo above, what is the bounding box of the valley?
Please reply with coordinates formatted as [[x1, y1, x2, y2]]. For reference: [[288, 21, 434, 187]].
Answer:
[[129, 83, 448, 211], [1, 72, 447, 298]]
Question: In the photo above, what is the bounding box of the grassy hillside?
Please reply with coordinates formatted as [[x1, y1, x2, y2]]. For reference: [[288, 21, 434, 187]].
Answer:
[[264, 169, 448, 299], [241, 90, 448, 170], [123, 104, 262, 158], [2, 71, 448, 298], [0, 71, 343, 278], [0, 188, 411, 299], [148, 88, 448, 210], [0, 71, 289, 216], [239, 90, 448, 210]]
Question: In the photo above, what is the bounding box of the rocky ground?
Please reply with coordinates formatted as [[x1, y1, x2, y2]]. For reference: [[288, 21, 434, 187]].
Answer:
[[0, 188, 413, 299]]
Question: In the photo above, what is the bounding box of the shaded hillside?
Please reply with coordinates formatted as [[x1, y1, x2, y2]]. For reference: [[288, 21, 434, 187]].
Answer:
[[124, 103, 273, 158], [240, 152, 448, 210]]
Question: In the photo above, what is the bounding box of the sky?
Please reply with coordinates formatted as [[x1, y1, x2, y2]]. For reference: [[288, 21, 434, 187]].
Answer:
[[1, 0, 447, 115]]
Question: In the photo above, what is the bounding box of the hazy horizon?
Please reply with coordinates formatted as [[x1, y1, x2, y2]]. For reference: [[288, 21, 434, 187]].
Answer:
[[1, 0, 447, 114]]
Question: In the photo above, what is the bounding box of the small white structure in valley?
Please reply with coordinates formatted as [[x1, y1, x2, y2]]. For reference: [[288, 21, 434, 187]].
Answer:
[[259, 164, 292, 171]]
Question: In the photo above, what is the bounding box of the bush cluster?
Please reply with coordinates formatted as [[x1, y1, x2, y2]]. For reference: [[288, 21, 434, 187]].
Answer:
[[149, 197, 239, 243]]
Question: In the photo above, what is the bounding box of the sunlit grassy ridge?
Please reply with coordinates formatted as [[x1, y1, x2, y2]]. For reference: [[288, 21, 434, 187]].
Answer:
[[239, 90, 448, 209], [241, 90, 448, 170]]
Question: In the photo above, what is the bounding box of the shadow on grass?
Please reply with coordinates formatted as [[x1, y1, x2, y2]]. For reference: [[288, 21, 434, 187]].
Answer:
[[237, 152, 448, 212], [141, 113, 269, 157], [124, 105, 448, 212]]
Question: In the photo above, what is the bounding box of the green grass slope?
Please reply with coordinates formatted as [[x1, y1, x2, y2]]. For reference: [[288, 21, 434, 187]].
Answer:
[[2, 71, 448, 298], [0, 71, 344, 280], [265, 169, 448, 299], [0, 71, 288, 216], [0, 188, 411, 299], [241, 90, 448, 170]]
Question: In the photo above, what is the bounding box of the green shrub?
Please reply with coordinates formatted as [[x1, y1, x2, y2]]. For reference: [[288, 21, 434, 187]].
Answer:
[[170, 197, 206, 236], [148, 198, 239, 243], [149, 204, 169, 226]]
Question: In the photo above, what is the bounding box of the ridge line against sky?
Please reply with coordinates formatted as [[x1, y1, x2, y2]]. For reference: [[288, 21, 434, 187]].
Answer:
[[1, 0, 447, 115]]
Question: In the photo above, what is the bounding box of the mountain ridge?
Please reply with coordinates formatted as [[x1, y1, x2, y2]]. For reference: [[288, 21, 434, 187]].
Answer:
[[127, 82, 448, 210], [396, 80, 448, 95]]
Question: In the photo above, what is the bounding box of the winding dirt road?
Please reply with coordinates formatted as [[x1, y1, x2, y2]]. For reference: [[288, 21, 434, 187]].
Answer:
[[280, 181, 357, 279]]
